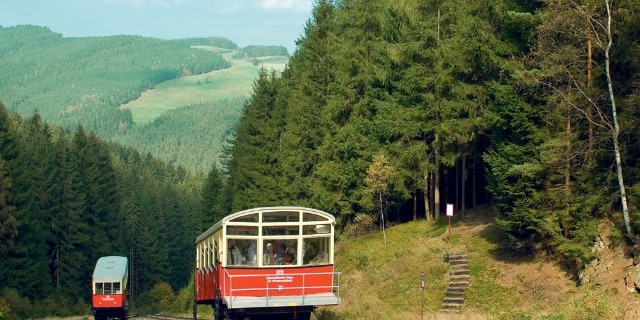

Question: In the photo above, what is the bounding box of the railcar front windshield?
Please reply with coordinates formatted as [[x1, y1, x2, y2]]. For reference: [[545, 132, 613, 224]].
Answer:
[[94, 282, 122, 294]]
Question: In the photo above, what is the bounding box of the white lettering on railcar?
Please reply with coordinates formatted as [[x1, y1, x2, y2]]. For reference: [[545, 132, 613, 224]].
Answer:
[[267, 275, 294, 283]]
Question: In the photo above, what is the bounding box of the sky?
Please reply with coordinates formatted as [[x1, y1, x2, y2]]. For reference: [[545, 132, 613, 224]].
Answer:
[[0, 0, 314, 54]]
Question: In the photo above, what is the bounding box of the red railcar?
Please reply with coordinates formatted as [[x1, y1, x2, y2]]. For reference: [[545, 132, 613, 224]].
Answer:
[[91, 256, 129, 320], [195, 207, 341, 320]]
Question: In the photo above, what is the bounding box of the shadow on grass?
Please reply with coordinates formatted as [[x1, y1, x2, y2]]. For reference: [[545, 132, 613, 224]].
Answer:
[[454, 207, 538, 265]]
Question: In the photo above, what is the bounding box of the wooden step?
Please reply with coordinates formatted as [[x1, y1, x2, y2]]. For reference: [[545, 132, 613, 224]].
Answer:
[[450, 274, 470, 282], [440, 303, 463, 312], [443, 296, 465, 304], [446, 253, 467, 261], [449, 259, 469, 266], [446, 287, 466, 295], [450, 268, 470, 276], [449, 281, 470, 288]]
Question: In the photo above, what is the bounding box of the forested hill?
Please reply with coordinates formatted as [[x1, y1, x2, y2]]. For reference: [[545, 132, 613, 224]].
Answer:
[[218, 0, 640, 277], [0, 103, 209, 316], [0, 25, 231, 137]]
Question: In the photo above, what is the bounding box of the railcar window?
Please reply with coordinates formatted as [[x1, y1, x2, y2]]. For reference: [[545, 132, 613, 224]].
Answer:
[[231, 213, 258, 223], [104, 283, 113, 294], [214, 239, 219, 269], [302, 237, 330, 265], [303, 212, 329, 222], [198, 244, 203, 269], [262, 240, 299, 266], [303, 224, 331, 235], [202, 243, 207, 268], [114, 282, 121, 294], [95, 283, 103, 294], [227, 225, 258, 236], [262, 211, 300, 222], [227, 239, 258, 266], [263, 225, 299, 236]]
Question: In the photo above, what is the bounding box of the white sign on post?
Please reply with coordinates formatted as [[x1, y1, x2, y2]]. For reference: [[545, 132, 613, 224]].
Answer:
[[446, 204, 454, 217]]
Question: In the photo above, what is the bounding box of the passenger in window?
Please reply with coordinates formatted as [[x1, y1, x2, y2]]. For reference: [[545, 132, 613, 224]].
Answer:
[[246, 241, 256, 266], [311, 251, 327, 264], [285, 246, 296, 265], [276, 242, 286, 264], [303, 242, 319, 264], [264, 243, 277, 265], [229, 240, 243, 265]]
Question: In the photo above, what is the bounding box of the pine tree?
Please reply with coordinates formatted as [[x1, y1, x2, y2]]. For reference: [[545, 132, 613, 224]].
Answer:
[[225, 69, 283, 211], [5, 112, 56, 299], [199, 164, 228, 229], [0, 104, 18, 258], [49, 136, 89, 299], [277, 0, 338, 207], [0, 159, 17, 256]]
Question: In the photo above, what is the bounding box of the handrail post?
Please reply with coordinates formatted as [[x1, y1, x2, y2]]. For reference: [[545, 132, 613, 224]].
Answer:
[[265, 273, 269, 307], [301, 273, 306, 305]]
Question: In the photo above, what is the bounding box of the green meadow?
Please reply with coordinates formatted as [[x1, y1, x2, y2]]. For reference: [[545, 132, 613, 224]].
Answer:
[[121, 57, 287, 125]]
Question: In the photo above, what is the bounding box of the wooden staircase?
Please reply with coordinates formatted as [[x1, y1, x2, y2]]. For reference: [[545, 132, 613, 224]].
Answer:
[[440, 252, 470, 313]]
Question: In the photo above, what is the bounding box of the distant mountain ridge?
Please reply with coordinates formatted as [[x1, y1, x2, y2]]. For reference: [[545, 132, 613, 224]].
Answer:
[[0, 24, 289, 172], [0, 24, 231, 136]]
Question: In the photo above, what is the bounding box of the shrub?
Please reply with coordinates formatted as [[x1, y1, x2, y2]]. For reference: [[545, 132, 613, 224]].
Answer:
[[355, 253, 369, 269], [351, 214, 376, 237], [0, 288, 30, 320], [137, 282, 175, 313], [0, 297, 10, 319]]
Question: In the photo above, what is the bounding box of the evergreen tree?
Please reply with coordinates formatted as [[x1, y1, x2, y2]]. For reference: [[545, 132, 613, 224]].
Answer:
[[49, 136, 89, 299], [0, 104, 18, 259], [225, 69, 283, 211], [0, 159, 17, 256], [5, 112, 56, 299], [199, 164, 228, 229], [278, 0, 338, 208]]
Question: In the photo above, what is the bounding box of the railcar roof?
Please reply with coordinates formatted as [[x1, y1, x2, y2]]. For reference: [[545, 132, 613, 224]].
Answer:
[[196, 206, 335, 243], [92, 256, 128, 282]]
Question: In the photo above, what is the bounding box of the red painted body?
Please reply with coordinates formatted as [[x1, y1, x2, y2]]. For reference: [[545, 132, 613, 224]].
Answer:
[[196, 264, 335, 304], [92, 291, 127, 309]]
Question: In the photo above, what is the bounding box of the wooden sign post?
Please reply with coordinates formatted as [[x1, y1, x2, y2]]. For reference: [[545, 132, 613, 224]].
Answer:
[[446, 204, 454, 243], [421, 271, 425, 319]]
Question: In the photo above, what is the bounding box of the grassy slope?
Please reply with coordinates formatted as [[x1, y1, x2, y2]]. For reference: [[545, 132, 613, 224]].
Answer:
[[121, 54, 287, 125], [328, 209, 640, 320]]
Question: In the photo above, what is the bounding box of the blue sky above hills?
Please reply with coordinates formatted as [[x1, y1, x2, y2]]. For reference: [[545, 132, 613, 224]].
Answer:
[[1, 0, 313, 54]]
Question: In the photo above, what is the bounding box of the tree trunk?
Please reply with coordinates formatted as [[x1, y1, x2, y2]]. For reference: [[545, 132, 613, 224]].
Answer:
[[565, 82, 573, 198], [434, 148, 441, 220], [587, 14, 594, 168], [603, 0, 631, 235], [424, 154, 432, 221], [379, 191, 386, 245], [413, 188, 417, 221], [472, 154, 477, 208], [462, 154, 467, 219], [456, 159, 460, 211], [566, 97, 572, 198]]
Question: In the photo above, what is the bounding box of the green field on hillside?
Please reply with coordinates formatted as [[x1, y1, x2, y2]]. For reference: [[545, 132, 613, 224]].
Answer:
[[121, 57, 287, 125]]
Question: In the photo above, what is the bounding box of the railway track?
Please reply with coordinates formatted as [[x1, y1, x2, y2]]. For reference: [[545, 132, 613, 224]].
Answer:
[[128, 313, 195, 320]]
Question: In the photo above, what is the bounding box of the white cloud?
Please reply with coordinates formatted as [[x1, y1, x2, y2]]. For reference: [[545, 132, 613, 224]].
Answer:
[[214, 0, 244, 14], [260, 0, 312, 12]]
